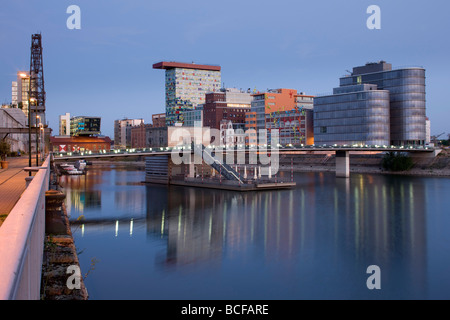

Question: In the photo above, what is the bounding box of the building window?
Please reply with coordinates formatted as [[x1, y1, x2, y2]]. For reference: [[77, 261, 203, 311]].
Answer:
[[320, 126, 327, 133]]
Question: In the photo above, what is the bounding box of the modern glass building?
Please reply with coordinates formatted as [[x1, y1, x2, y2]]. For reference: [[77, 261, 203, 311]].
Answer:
[[315, 61, 427, 146], [70, 116, 101, 136], [183, 105, 203, 127], [314, 84, 390, 146], [339, 61, 426, 146]]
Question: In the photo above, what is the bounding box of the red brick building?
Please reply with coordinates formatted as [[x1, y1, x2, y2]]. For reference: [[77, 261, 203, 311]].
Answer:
[[203, 89, 251, 130], [50, 136, 112, 153], [152, 113, 166, 128], [131, 123, 153, 148]]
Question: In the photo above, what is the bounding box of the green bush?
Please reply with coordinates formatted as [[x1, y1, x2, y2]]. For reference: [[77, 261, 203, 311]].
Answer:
[[382, 152, 414, 171], [0, 140, 11, 161]]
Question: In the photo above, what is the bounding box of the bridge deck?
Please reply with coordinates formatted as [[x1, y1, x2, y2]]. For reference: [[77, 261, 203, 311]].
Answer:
[[53, 145, 435, 161]]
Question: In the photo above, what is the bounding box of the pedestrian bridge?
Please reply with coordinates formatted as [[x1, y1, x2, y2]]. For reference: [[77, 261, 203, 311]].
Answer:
[[52, 144, 438, 178]]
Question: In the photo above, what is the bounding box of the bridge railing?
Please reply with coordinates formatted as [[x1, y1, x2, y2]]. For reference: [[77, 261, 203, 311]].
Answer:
[[53, 143, 435, 159], [0, 155, 50, 300]]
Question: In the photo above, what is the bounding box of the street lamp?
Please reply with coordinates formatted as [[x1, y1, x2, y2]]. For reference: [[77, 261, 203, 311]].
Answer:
[[36, 115, 40, 165], [39, 124, 44, 161], [28, 97, 36, 175]]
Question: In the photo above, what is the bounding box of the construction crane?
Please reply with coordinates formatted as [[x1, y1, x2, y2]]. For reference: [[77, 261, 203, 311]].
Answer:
[[431, 132, 445, 145], [29, 33, 46, 126]]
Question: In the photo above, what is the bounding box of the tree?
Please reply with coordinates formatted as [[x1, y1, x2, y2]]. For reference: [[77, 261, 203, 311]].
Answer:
[[0, 140, 11, 161], [382, 151, 414, 171]]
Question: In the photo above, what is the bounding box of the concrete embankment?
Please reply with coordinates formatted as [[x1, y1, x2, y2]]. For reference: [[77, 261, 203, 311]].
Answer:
[[40, 172, 89, 300], [278, 150, 450, 177]]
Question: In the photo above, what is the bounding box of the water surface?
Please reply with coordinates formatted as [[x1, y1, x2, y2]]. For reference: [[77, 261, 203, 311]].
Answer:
[[60, 164, 450, 299]]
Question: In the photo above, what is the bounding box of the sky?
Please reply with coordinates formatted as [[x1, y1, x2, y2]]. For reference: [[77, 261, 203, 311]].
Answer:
[[1, 0, 449, 138]]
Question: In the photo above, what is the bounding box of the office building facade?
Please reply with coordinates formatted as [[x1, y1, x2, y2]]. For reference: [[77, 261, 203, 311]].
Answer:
[[338, 61, 427, 146], [12, 72, 31, 118], [114, 118, 144, 149], [314, 84, 391, 146], [70, 116, 101, 136], [250, 88, 314, 145], [266, 107, 314, 146], [203, 88, 252, 130], [153, 61, 221, 126], [152, 113, 166, 128], [183, 105, 204, 128]]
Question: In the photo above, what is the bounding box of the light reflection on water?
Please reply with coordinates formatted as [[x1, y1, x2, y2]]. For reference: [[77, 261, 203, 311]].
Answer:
[[61, 165, 450, 300]]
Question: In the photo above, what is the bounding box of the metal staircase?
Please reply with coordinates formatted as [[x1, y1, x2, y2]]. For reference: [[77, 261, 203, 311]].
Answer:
[[192, 143, 243, 183]]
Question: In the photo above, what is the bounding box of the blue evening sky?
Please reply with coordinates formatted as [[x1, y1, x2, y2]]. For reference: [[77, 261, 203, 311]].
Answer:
[[1, 0, 449, 138]]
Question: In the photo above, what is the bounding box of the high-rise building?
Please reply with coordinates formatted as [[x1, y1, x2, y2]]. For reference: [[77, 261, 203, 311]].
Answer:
[[153, 61, 221, 126], [114, 118, 144, 149], [336, 61, 427, 146], [12, 72, 31, 118]]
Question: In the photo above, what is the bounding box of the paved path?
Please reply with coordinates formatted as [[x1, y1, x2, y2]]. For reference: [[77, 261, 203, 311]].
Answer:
[[0, 156, 37, 226]]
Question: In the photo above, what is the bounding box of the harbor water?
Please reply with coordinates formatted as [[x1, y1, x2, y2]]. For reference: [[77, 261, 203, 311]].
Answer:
[[60, 164, 450, 299]]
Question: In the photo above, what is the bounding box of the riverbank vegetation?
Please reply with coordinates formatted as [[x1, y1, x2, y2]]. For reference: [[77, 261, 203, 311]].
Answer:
[[382, 152, 414, 172]]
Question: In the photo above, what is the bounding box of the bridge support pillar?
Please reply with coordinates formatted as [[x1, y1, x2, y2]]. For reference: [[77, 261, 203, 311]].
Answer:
[[189, 154, 195, 178], [335, 150, 349, 178]]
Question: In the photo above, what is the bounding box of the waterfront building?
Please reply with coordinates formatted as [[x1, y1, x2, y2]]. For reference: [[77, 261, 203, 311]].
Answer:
[[329, 61, 427, 146], [250, 89, 314, 145], [143, 125, 211, 148], [50, 135, 111, 153], [153, 61, 221, 126], [131, 122, 153, 148], [59, 113, 71, 136], [266, 106, 314, 146], [145, 126, 167, 148], [203, 88, 251, 131], [114, 118, 143, 149], [314, 84, 391, 146], [70, 116, 101, 136], [251, 89, 299, 132]]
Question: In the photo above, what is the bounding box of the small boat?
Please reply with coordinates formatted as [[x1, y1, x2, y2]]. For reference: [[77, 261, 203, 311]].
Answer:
[[59, 161, 87, 175]]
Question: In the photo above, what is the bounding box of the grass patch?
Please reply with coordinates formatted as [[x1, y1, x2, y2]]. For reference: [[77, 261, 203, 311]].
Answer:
[[0, 214, 8, 226]]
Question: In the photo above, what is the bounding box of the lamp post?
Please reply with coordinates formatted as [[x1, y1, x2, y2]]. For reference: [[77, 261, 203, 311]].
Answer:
[[40, 124, 44, 160], [36, 115, 40, 165]]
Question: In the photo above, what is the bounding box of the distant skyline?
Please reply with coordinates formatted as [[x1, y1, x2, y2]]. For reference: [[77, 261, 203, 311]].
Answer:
[[1, 0, 449, 138]]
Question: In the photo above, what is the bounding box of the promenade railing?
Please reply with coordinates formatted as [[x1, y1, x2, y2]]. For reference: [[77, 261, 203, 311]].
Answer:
[[0, 155, 50, 300]]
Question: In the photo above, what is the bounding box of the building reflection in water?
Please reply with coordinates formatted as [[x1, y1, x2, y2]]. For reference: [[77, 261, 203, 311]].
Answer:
[[144, 172, 427, 298], [63, 165, 429, 298], [60, 171, 102, 216]]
